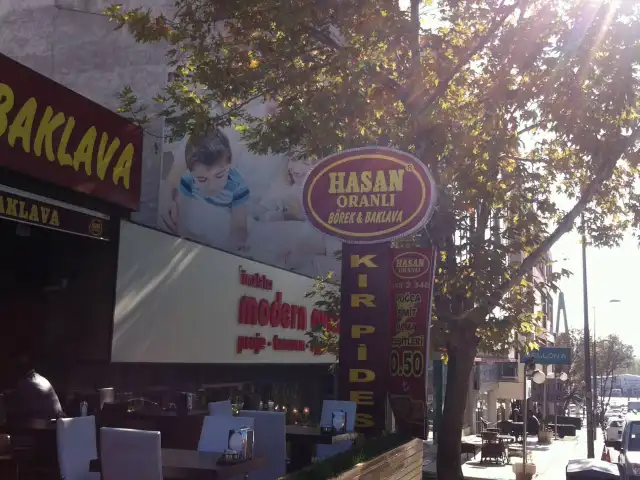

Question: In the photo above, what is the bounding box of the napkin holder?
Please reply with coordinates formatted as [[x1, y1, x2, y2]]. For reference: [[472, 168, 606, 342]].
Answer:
[[332, 410, 347, 434], [227, 426, 254, 461]]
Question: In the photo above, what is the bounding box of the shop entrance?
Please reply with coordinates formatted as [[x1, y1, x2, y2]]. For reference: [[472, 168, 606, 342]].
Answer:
[[0, 216, 118, 390]]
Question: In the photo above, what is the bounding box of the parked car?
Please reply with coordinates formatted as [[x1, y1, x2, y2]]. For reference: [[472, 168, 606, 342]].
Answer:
[[605, 417, 624, 446], [616, 413, 640, 478]]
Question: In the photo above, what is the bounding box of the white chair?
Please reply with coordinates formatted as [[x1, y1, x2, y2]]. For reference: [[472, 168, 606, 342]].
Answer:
[[239, 410, 286, 480], [316, 400, 358, 460], [208, 400, 234, 416], [198, 416, 255, 452], [56, 416, 100, 480], [100, 427, 162, 480]]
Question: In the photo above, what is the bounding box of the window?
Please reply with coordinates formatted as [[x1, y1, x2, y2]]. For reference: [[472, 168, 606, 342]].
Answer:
[[628, 422, 640, 451], [610, 420, 622, 428], [500, 363, 518, 379]]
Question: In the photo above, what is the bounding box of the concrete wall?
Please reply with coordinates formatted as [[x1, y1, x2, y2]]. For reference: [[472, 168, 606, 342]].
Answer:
[[0, 0, 168, 222]]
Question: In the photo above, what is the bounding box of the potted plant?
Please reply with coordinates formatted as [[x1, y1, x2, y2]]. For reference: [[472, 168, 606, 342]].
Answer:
[[512, 452, 536, 480], [537, 423, 553, 445]]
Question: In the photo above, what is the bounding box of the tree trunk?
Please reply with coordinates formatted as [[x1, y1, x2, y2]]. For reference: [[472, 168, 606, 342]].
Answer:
[[436, 326, 478, 480]]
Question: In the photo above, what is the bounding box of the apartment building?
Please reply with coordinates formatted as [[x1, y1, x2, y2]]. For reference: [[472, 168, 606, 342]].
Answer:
[[467, 255, 557, 433]]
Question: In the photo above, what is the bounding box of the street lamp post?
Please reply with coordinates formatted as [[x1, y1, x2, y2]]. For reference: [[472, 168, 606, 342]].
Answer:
[[592, 299, 621, 428], [522, 357, 546, 475], [581, 214, 622, 457], [581, 214, 595, 458], [550, 368, 568, 439]]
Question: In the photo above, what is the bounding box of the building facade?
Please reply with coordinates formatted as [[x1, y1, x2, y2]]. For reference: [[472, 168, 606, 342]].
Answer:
[[0, 1, 337, 412], [0, 51, 143, 394], [467, 255, 557, 433]]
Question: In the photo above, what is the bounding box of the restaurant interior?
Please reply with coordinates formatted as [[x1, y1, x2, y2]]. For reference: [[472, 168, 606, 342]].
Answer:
[[0, 217, 354, 479]]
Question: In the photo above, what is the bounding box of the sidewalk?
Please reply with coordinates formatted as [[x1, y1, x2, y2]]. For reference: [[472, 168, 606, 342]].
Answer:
[[422, 430, 590, 480], [462, 435, 580, 480], [421, 435, 473, 479]]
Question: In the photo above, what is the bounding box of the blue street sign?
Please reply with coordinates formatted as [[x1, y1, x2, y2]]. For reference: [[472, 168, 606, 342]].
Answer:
[[520, 347, 571, 365]]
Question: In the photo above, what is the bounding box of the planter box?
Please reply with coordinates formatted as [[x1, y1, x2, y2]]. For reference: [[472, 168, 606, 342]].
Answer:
[[513, 461, 536, 479], [331, 438, 422, 480], [538, 430, 553, 445], [285, 435, 421, 480], [547, 415, 582, 430]]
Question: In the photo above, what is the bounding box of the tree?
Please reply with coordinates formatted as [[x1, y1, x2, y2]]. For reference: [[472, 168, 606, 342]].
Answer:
[[595, 334, 634, 416], [556, 329, 585, 409], [304, 273, 340, 361], [557, 330, 634, 414], [107, 0, 640, 477], [620, 358, 640, 376]]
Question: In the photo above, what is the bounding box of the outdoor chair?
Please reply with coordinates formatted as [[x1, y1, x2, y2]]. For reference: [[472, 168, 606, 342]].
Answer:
[[207, 400, 233, 416], [56, 416, 100, 480], [100, 427, 162, 480], [198, 415, 255, 452], [480, 431, 509, 465], [239, 410, 286, 480], [316, 400, 357, 460]]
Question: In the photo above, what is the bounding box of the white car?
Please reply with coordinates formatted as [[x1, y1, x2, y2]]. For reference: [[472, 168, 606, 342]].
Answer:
[[605, 417, 624, 445]]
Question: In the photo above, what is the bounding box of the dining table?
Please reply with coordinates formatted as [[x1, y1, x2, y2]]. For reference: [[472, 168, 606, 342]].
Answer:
[[89, 448, 266, 479], [285, 425, 359, 472]]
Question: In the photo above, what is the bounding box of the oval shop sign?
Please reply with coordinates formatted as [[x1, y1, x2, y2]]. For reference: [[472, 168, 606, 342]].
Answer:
[[302, 147, 437, 243], [392, 251, 432, 280]]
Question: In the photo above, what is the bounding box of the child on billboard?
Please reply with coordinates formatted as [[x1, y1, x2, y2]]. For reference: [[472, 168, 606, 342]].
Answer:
[[161, 128, 249, 251], [253, 150, 317, 222]]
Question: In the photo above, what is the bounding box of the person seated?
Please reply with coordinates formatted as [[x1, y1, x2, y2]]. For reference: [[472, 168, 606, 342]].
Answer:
[[510, 408, 520, 422], [4, 353, 65, 425], [526, 410, 540, 435]]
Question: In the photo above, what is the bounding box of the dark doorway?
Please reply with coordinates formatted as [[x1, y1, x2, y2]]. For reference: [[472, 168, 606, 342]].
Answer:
[[0, 218, 118, 390]]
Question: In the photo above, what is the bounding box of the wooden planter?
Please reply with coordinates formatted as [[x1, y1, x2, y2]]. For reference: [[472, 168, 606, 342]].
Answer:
[[330, 438, 423, 480]]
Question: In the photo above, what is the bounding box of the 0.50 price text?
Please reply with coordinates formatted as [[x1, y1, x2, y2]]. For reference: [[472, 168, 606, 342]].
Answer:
[[389, 350, 425, 377]]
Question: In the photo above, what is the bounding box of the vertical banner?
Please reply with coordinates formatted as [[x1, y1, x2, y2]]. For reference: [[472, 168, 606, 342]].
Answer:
[[339, 242, 391, 437], [388, 248, 437, 439]]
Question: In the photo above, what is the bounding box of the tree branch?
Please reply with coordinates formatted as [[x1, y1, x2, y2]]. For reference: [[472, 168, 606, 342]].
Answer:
[[414, 0, 521, 118], [517, 122, 542, 136], [462, 125, 640, 322]]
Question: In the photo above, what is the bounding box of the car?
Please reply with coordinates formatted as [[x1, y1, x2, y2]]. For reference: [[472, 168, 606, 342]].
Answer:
[[605, 417, 624, 445], [617, 414, 640, 478]]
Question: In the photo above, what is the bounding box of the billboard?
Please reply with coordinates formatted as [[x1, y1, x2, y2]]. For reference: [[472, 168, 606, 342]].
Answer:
[[0, 53, 143, 210], [155, 100, 340, 278], [302, 147, 437, 243], [338, 243, 391, 435], [388, 248, 437, 439], [113, 220, 336, 364]]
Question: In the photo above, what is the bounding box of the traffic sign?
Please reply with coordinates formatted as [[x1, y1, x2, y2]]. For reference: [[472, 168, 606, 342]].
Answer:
[[520, 347, 571, 365]]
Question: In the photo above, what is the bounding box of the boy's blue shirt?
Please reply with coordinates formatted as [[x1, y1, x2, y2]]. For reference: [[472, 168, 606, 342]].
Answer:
[[179, 168, 250, 209]]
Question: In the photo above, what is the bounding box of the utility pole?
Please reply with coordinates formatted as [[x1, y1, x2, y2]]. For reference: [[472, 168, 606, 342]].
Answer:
[[581, 214, 595, 458], [593, 306, 598, 428]]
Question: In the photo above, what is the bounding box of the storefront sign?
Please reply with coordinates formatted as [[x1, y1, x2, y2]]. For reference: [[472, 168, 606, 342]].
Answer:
[[521, 347, 571, 365], [0, 54, 143, 210], [236, 268, 334, 356], [339, 243, 390, 436], [388, 248, 437, 439], [0, 185, 110, 240], [302, 147, 436, 243]]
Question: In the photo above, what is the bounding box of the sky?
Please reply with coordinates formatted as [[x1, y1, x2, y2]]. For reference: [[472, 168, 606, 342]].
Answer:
[[552, 231, 640, 353]]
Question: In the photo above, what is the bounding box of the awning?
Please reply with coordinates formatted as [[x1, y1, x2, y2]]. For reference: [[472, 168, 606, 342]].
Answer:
[[0, 184, 111, 240]]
